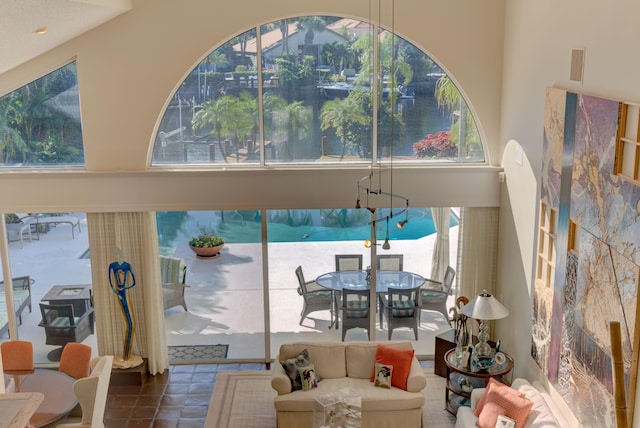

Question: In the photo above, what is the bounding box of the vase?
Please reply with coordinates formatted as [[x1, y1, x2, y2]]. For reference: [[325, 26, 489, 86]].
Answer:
[[189, 243, 224, 258]]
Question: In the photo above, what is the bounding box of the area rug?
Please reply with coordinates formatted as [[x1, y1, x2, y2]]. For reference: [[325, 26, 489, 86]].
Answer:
[[205, 369, 456, 428], [168, 344, 228, 363]]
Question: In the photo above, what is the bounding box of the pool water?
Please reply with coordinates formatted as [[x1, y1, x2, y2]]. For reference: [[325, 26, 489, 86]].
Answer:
[[167, 208, 458, 245], [80, 208, 457, 259]]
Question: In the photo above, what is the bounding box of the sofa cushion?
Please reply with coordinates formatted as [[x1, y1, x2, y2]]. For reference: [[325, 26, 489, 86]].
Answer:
[[273, 378, 425, 412], [299, 362, 318, 391], [514, 380, 561, 428], [345, 341, 415, 380], [370, 344, 414, 391], [476, 382, 533, 428], [282, 349, 312, 391], [279, 342, 346, 379], [475, 378, 525, 416], [373, 363, 392, 388]]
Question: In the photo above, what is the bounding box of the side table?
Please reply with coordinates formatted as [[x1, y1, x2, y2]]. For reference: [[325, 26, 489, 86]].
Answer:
[[443, 348, 513, 415]]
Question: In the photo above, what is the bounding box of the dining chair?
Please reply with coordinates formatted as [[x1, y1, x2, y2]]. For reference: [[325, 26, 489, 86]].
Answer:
[[0, 340, 34, 373], [341, 288, 370, 341], [59, 343, 92, 379], [420, 266, 456, 324], [57, 354, 114, 428], [377, 254, 404, 271], [295, 266, 335, 327], [381, 287, 421, 340], [335, 254, 363, 272]]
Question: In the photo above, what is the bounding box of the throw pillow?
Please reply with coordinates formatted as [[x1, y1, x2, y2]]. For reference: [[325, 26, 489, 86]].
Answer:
[[475, 378, 525, 416], [370, 344, 414, 390], [299, 362, 319, 391], [281, 348, 311, 391], [475, 383, 533, 428], [374, 363, 393, 388]]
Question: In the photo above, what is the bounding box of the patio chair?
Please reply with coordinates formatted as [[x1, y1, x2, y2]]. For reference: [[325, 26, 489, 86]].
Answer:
[[341, 288, 370, 341], [377, 254, 404, 271], [381, 287, 420, 340], [420, 266, 456, 325], [160, 256, 188, 311], [335, 254, 363, 271], [39, 303, 94, 361], [295, 266, 335, 327], [5, 214, 38, 248]]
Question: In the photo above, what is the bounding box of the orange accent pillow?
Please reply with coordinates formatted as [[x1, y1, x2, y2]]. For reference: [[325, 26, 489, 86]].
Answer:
[[475, 382, 533, 428], [369, 344, 414, 390], [474, 378, 525, 416]]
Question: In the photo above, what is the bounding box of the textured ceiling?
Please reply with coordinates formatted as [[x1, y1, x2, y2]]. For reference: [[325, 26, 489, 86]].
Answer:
[[0, 0, 131, 75]]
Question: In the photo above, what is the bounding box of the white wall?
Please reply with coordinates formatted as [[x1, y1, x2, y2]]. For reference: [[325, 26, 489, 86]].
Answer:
[[499, 0, 640, 426]]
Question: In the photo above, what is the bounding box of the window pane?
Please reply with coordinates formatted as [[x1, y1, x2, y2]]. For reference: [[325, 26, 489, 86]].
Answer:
[[159, 210, 265, 360], [2, 212, 92, 363], [378, 31, 484, 163], [151, 16, 485, 167], [152, 29, 260, 165], [262, 17, 373, 164], [0, 63, 84, 167]]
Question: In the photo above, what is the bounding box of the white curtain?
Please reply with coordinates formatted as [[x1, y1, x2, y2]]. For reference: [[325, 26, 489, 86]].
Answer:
[[430, 207, 451, 285], [456, 207, 499, 300], [87, 212, 169, 375]]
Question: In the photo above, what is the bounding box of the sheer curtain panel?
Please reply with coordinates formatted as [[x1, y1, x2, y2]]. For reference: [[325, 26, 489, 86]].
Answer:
[[87, 212, 169, 374]]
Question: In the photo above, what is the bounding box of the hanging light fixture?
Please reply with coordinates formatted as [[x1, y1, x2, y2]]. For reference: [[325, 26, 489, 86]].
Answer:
[[357, 0, 408, 250]]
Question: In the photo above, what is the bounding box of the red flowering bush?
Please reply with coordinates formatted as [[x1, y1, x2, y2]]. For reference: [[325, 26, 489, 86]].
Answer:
[[413, 131, 457, 158]]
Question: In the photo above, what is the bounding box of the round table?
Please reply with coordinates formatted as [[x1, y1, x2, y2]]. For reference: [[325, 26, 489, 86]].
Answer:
[[315, 270, 425, 329], [9, 369, 78, 427]]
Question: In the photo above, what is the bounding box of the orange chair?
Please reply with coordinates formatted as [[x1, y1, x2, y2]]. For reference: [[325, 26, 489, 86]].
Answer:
[[0, 340, 34, 374], [59, 343, 92, 379]]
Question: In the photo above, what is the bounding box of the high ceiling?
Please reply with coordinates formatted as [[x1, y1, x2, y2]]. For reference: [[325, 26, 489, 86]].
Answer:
[[0, 0, 131, 75]]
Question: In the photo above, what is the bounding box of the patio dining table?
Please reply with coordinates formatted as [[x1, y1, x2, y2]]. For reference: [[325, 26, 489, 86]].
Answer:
[[315, 270, 425, 328]]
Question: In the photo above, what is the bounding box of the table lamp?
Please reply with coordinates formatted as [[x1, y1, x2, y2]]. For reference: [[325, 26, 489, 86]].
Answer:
[[459, 290, 509, 368]]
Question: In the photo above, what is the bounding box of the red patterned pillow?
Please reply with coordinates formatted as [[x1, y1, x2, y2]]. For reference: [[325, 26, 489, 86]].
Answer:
[[474, 378, 525, 416], [475, 383, 533, 428], [369, 344, 414, 390]]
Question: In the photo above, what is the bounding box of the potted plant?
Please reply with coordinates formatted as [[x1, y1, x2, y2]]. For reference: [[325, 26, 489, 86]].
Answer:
[[188, 228, 225, 258]]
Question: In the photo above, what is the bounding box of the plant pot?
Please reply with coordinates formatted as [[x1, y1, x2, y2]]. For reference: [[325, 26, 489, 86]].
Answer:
[[189, 243, 224, 258]]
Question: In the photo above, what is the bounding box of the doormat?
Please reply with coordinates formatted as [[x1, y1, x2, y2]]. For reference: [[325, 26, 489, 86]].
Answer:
[[168, 344, 229, 363]]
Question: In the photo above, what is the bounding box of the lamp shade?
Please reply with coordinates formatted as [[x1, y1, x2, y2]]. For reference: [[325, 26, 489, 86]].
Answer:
[[459, 290, 509, 321]]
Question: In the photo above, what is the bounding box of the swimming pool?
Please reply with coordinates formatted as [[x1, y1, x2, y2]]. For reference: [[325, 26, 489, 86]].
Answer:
[[170, 208, 458, 245], [80, 208, 458, 258]]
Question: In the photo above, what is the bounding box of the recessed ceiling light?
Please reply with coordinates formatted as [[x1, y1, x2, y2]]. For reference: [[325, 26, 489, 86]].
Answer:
[[35, 26, 48, 35]]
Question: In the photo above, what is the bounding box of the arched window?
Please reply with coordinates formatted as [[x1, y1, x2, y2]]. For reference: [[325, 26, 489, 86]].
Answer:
[[0, 62, 84, 168], [151, 16, 484, 167]]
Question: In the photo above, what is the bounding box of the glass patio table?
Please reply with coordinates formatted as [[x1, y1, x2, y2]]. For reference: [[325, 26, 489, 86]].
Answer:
[[315, 270, 425, 329]]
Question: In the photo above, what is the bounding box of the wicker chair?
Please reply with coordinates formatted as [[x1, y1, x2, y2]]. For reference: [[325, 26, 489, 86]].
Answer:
[[296, 266, 334, 327], [341, 288, 371, 341], [39, 303, 94, 361], [420, 266, 456, 324], [381, 287, 420, 340]]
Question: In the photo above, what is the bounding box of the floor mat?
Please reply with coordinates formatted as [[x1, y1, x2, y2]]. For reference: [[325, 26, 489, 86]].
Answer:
[[168, 344, 229, 363]]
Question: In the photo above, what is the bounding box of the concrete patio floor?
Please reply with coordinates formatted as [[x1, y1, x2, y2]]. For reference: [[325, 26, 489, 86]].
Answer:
[[2, 212, 457, 364]]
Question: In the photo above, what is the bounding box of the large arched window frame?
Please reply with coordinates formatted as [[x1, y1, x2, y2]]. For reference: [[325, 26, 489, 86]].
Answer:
[[151, 16, 486, 168]]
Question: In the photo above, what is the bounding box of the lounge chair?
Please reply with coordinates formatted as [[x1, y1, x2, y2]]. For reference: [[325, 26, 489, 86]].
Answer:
[[34, 214, 82, 239], [6, 214, 38, 248]]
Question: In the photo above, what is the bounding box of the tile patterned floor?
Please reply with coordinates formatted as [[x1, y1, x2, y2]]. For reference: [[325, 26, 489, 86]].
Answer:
[[105, 363, 267, 428]]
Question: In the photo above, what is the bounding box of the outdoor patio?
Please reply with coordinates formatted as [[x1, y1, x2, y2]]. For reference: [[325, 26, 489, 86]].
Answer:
[[2, 212, 457, 364]]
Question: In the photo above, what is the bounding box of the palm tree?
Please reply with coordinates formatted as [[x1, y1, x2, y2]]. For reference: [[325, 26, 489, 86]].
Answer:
[[283, 101, 311, 160], [320, 95, 368, 160], [297, 16, 327, 46], [434, 76, 475, 159], [0, 101, 28, 162]]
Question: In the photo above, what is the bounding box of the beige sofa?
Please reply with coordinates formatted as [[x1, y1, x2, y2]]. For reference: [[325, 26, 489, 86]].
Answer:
[[455, 378, 570, 428], [271, 341, 426, 428]]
